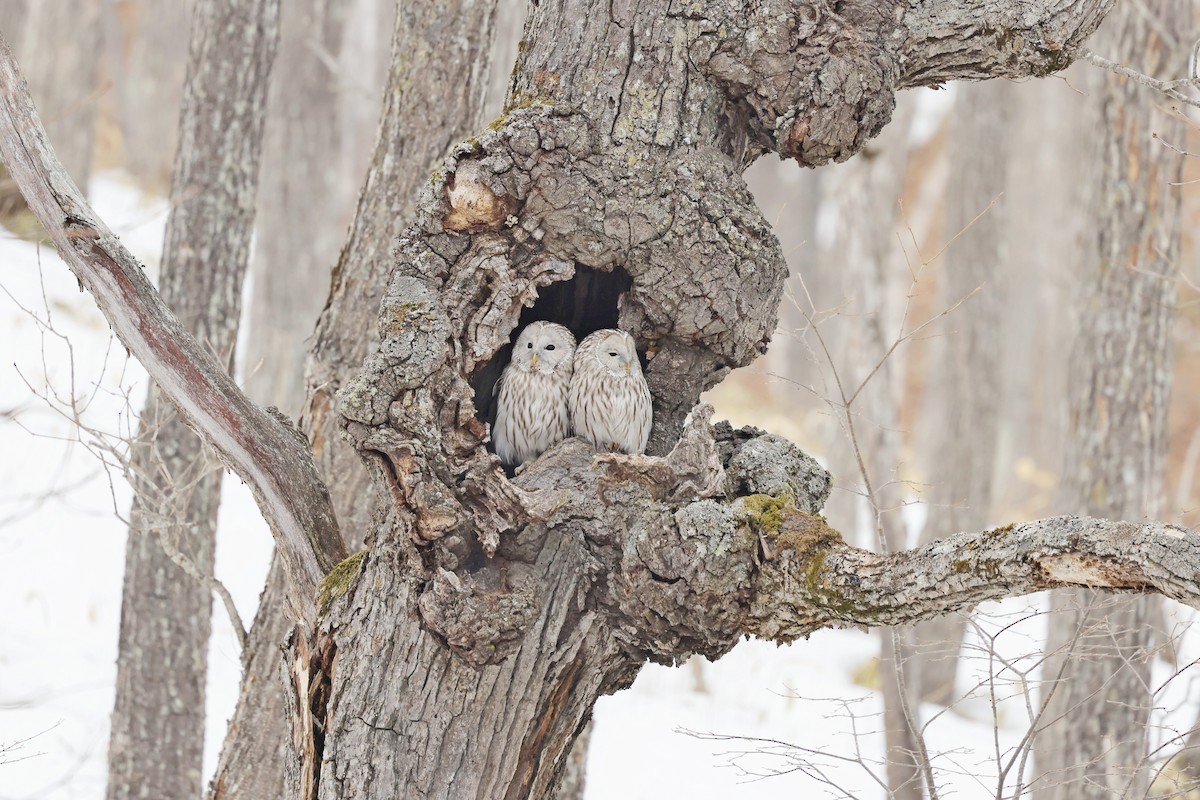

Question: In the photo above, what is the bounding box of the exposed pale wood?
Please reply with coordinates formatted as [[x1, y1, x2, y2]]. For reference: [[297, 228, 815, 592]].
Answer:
[[0, 29, 345, 621]]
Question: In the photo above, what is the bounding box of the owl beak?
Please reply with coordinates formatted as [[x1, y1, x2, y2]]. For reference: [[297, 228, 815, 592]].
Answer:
[[531, 352, 539, 368], [624, 361, 631, 374]]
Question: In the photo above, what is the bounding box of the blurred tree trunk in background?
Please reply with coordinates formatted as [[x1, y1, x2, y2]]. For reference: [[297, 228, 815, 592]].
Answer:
[[1034, 1, 1187, 796], [109, 0, 193, 192], [745, 158, 822, 417], [206, 1, 500, 795], [105, 1, 280, 799], [10, 0, 102, 191], [992, 76, 1084, 523], [0, 2, 25, 52], [244, 0, 353, 417], [818, 96, 924, 800], [913, 80, 1013, 706]]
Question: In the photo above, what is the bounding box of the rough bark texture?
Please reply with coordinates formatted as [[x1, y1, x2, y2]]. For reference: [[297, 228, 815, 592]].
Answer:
[[1035, 1, 1187, 796], [311, 2, 1124, 797], [0, 21, 343, 622], [105, 2, 281, 797], [5, 0, 1171, 798], [914, 80, 1012, 706], [303, 0, 500, 537], [10, 0, 102, 191], [110, 0, 193, 191], [207, 558, 295, 800], [207, 2, 500, 796]]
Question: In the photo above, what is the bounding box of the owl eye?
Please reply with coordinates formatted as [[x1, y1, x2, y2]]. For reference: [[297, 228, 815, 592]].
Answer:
[[608, 351, 618, 357], [546, 344, 556, 351], [527, 342, 533, 348]]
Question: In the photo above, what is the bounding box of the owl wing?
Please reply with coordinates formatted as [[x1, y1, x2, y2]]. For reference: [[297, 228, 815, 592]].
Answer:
[[632, 379, 653, 454]]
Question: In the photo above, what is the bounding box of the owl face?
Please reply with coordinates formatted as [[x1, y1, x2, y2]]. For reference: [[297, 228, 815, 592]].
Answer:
[[510, 321, 576, 376], [582, 330, 641, 378]]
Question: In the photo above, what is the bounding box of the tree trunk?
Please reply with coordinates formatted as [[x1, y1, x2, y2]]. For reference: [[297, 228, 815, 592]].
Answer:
[[991, 72, 1085, 522], [243, 0, 353, 418], [309, 1, 1123, 796], [206, 1, 501, 795], [109, 0, 193, 191], [913, 80, 1013, 706], [12, 0, 102, 191], [105, 2, 280, 798], [3, 1, 1160, 798], [1034, 2, 1187, 796]]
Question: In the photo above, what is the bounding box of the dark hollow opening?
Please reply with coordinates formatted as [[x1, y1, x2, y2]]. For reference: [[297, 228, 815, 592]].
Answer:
[[471, 263, 634, 433]]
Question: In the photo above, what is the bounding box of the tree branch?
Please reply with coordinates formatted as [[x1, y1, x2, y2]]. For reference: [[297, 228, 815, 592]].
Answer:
[[898, 0, 1115, 87], [0, 31, 345, 622], [1079, 48, 1200, 109], [749, 513, 1200, 642]]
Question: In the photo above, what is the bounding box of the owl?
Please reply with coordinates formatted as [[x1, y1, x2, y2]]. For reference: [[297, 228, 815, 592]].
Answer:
[[492, 321, 577, 468], [569, 329, 652, 455]]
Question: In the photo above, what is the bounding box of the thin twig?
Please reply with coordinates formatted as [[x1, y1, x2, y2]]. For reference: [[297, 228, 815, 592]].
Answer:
[[1080, 49, 1200, 110]]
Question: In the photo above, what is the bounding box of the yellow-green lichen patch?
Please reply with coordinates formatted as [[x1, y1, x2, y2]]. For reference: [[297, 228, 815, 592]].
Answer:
[[740, 493, 788, 537], [318, 550, 367, 614]]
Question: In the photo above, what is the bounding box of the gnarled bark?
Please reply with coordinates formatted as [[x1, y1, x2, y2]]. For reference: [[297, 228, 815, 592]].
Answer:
[[311, 2, 1142, 796], [9, 0, 1189, 798]]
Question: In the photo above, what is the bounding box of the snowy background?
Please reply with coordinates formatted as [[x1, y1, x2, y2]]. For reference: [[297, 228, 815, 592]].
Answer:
[[2, 175, 1199, 799]]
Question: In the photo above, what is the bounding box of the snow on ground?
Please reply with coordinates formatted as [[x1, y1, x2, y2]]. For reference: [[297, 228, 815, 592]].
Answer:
[[2, 174, 1198, 800], [0, 174, 273, 798]]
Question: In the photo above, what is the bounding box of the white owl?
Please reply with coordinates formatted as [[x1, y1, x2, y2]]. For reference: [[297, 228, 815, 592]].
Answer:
[[569, 329, 652, 455], [492, 321, 577, 468]]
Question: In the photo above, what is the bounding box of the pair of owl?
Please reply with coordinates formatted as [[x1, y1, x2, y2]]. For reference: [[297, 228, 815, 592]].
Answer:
[[492, 322, 652, 468]]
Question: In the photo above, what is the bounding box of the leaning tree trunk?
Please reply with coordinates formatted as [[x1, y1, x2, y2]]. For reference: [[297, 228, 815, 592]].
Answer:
[[1034, 3, 1187, 797], [816, 95, 924, 799], [206, 1, 500, 796], [105, 2, 279, 798], [913, 80, 1013, 706]]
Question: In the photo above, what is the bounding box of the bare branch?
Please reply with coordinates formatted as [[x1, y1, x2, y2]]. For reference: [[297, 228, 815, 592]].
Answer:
[[0, 31, 345, 621], [747, 513, 1200, 642], [1080, 48, 1200, 109]]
